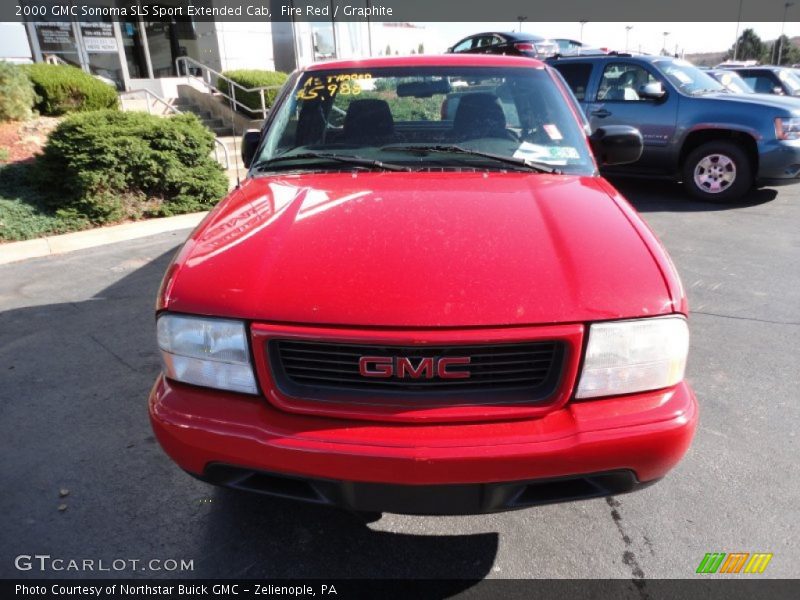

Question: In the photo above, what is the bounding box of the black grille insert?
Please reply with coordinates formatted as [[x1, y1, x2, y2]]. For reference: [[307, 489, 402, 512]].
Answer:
[[268, 339, 565, 404]]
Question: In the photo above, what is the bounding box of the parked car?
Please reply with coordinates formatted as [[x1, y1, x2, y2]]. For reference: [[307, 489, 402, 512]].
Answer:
[[554, 38, 608, 56], [550, 54, 800, 201], [150, 54, 697, 515], [719, 66, 800, 96], [447, 32, 557, 59], [706, 69, 754, 93], [715, 60, 759, 69]]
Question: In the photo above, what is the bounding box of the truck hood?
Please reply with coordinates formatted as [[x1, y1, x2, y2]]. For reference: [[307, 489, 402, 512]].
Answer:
[[698, 91, 800, 114], [163, 172, 673, 327]]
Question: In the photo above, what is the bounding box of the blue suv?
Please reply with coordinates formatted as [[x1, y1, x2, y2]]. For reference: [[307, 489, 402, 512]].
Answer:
[[550, 54, 800, 201]]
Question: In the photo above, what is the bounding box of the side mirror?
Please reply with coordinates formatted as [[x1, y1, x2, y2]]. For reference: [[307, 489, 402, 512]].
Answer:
[[773, 86, 785, 95], [241, 129, 261, 168], [638, 81, 666, 100], [589, 125, 643, 166]]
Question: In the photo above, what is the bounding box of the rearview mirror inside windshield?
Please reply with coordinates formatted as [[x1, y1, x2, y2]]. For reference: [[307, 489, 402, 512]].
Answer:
[[397, 79, 452, 98]]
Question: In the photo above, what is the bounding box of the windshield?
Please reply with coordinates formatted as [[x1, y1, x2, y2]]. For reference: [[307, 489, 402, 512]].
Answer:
[[655, 58, 725, 95], [255, 66, 595, 176], [711, 71, 753, 94], [777, 69, 800, 94]]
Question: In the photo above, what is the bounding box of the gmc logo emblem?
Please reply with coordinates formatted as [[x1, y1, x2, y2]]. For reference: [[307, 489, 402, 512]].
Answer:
[[359, 356, 471, 379]]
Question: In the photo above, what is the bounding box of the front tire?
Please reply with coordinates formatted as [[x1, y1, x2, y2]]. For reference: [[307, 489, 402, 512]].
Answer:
[[682, 141, 753, 202]]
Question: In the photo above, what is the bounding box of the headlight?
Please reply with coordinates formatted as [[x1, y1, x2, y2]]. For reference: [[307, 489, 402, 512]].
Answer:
[[775, 117, 800, 140], [157, 313, 258, 394], [576, 316, 689, 399]]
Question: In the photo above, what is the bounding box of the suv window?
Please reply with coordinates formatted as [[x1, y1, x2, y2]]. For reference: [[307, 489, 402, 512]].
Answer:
[[552, 62, 592, 100], [740, 71, 779, 94], [598, 63, 659, 101]]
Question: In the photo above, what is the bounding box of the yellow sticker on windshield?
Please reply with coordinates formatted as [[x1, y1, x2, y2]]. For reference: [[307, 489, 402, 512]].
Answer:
[[296, 73, 372, 100]]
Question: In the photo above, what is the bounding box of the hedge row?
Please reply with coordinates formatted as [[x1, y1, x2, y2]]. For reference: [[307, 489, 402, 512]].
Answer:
[[21, 63, 118, 116], [217, 69, 289, 113], [35, 110, 228, 224], [0, 61, 37, 122]]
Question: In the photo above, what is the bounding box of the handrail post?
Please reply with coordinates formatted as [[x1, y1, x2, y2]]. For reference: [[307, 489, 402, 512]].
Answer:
[[260, 89, 267, 120]]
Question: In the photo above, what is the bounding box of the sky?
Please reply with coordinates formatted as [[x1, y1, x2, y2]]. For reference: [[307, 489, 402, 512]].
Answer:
[[417, 22, 800, 55]]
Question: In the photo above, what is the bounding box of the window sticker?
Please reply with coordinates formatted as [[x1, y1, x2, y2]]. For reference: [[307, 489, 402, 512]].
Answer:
[[296, 73, 373, 100], [543, 124, 563, 140], [513, 142, 580, 165]]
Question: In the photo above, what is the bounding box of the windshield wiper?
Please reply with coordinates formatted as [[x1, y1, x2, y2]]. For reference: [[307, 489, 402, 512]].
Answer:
[[380, 144, 562, 174], [251, 152, 412, 172]]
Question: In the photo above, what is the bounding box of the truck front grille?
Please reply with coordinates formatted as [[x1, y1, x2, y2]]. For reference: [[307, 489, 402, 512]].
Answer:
[[268, 339, 565, 404]]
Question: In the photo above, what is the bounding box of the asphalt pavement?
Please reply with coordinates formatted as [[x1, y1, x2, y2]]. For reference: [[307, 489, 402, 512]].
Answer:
[[1, 180, 798, 585]]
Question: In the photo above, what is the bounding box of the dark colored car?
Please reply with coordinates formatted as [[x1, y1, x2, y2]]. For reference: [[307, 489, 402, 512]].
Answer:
[[551, 54, 800, 201], [720, 66, 800, 96], [149, 54, 699, 516], [706, 69, 754, 94], [448, 32, 557, 59]]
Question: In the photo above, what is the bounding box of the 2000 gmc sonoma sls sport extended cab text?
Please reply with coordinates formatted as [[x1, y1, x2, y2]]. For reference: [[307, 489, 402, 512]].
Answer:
[[149, 55, 698, 515]]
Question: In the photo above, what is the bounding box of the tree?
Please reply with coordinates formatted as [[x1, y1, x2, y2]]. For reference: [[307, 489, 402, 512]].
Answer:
[[418, 43, 425, 54], [385, 44, 391, 56], [725, 28, 765, 61], [766, 34, 800, 65]]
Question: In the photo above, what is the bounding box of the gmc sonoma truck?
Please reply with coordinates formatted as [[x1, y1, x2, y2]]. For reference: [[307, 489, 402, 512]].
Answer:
[[550, 54, 800, 202], [149, 55, 697, 515]]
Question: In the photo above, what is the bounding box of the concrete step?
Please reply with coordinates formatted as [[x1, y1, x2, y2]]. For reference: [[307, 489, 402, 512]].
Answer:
[[184, 108, 213, 120], [211, 126, 235, 137]]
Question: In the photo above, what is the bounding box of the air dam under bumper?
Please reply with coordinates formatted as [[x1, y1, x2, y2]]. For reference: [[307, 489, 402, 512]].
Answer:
[[149, 375, 698, 514]]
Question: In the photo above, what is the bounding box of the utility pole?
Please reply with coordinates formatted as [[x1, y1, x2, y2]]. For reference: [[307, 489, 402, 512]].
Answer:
[[662, 31, 670, 56], [579, 21, 588, 42], [777, 2, 794, 65], [517, 16, 527, 33], [625, 25, 633, 53], [733, 0, 744, 60]]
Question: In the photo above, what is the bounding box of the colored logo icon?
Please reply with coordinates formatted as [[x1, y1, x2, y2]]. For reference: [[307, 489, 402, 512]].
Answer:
[[696, 553, 773, 574]]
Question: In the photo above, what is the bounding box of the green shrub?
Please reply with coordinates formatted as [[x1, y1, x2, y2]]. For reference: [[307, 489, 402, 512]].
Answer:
[[0, 61, 37, 121], [34, 110, 228, 224], [218, 69, 288, 113], [21, 63, 118, 116], [0, 163, 89, 241]]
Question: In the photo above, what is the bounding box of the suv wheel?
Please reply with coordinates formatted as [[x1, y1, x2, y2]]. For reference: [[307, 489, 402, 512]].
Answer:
[[682, 141, 753, 202]]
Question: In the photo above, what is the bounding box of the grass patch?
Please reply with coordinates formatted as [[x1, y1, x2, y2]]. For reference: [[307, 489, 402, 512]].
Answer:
[[0, 163, 89, 242]]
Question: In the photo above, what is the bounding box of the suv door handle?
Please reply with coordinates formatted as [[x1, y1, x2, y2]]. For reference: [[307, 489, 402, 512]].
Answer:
[[590, 108, 612, 118]]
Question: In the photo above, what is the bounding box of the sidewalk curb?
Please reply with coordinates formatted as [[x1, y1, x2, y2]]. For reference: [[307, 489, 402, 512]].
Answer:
[[0, 212, 208, 266]]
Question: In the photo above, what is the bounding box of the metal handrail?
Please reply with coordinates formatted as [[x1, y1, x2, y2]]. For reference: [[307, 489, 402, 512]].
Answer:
[[119, 88, 181, 116], [43, 54, 69, 66], [175, 56, 282, 120], [118, 88, 230, 171]]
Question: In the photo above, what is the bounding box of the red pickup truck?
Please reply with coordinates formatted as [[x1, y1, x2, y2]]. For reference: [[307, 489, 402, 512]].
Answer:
[[149, 55, 697, 515]]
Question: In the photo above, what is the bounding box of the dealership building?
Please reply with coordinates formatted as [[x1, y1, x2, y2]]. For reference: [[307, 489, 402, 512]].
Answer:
[[4, 2, 432, 90]]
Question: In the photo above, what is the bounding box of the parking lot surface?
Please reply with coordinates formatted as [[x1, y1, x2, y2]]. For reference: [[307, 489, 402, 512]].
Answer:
[[1, 180, 798, 583]]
